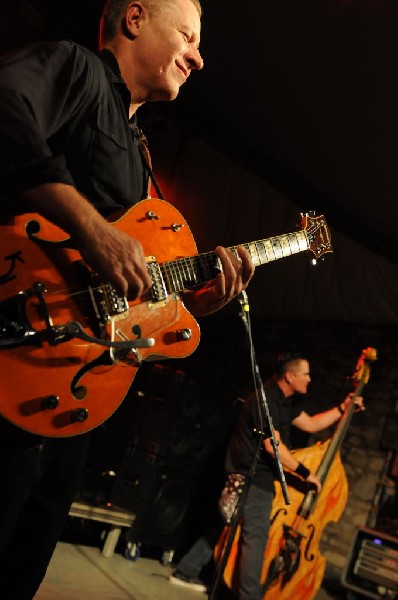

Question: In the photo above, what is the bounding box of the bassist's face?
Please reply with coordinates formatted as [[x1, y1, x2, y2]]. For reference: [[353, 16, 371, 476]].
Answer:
[[286, 359, 311, 395]]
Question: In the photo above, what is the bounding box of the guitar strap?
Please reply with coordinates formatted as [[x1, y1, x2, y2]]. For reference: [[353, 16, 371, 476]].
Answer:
[[218, 472, 246, 524], [130, 123, 165, 200]]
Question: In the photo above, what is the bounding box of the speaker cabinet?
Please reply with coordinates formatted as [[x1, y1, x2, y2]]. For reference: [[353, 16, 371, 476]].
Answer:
[[75, 362, 238, 552], [126, 363, 236, 467], [108, 363, 238, 553], [111, 447, 205, 552], [341, 527, 398, 598]]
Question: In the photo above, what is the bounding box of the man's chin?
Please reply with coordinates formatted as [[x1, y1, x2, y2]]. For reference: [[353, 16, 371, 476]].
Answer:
[[149, 86, 181, 103], [166, 86, 181, 101]]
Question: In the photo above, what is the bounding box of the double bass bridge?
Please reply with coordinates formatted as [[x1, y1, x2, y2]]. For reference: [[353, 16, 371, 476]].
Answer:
[[263, 522, 316, 593]]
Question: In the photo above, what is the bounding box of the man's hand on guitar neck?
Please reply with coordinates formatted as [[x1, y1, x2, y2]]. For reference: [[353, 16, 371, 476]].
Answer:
[[23, 184, 254, 311], [183, 245, 255, 317]]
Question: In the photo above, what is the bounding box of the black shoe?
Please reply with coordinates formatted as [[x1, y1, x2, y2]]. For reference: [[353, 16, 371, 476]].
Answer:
[[169, 570, 207, 593]]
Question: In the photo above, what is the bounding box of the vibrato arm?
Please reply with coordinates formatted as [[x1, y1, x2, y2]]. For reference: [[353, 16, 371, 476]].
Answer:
[[64, 321, 154, 350]]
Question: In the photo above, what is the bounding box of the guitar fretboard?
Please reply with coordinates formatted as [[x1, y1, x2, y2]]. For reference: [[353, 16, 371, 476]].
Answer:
[[161, 230, 309, 294]]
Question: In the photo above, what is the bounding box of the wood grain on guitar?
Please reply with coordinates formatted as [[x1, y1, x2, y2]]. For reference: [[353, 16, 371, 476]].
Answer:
[[0, 199, 332, 437]]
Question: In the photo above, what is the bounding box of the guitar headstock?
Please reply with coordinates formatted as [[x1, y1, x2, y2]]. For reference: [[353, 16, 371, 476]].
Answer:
[[300, 213, 333, 259]]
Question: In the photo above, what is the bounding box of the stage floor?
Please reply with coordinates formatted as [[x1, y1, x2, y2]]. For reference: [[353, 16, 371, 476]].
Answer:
[[35, 541, 344, 600]]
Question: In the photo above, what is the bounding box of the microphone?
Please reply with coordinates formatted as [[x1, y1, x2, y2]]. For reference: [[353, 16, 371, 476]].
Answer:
[[239, 290, 250, 312]]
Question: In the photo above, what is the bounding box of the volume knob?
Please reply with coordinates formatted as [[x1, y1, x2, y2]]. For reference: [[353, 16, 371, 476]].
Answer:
[[41, 395, 59, 410], [176, 328, 192, 341], [72, 408, 88, 423]]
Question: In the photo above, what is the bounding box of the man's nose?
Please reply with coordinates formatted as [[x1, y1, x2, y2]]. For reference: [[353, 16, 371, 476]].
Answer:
[[188, 46, 204, 70]]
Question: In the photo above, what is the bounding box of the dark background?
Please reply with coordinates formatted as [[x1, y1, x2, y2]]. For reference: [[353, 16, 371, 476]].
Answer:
[[2, 1, 398, 572], [2, 1, 397, 429], [2, 0, 398, 325], [2, 0, 397, 479]]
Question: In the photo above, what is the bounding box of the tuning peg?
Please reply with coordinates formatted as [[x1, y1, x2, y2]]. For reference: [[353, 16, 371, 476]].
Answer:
[[300, 210, 317, 217], [311, 256, 326, 266]]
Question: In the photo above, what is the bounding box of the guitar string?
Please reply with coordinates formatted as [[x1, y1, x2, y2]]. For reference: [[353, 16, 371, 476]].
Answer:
[[32, 226, 322, 300], [158, 230, 310, 292]]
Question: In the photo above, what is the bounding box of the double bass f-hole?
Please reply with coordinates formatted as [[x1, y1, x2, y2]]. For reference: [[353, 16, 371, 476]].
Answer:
[[304, 524, 315, 561]]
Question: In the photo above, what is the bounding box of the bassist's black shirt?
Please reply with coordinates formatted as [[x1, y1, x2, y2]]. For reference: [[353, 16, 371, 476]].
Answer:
[[0, 41, 148, 216], [225, 378, 303, 491]]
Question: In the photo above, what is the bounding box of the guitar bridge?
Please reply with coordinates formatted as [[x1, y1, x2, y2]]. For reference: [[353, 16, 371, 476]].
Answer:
[[87, 274, 129, 324], [0, 262, 130, 350]]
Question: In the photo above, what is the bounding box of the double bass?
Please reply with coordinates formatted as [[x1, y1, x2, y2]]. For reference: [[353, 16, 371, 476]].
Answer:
[[219, 347, 377, 600]]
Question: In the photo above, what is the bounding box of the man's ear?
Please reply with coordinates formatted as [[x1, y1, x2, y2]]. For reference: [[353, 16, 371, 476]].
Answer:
[[123, 2, 146, 39]]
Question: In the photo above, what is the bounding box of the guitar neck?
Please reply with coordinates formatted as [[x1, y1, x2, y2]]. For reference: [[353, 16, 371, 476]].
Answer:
[[162, 229, 309, 294]]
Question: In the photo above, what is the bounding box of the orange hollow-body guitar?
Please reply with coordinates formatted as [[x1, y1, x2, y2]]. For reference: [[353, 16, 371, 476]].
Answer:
[[0, 198, 332, 437]]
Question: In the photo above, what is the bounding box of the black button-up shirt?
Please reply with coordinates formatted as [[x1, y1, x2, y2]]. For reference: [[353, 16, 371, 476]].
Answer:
[[0, 41, 148, 216], [225, 378, 303, 490]]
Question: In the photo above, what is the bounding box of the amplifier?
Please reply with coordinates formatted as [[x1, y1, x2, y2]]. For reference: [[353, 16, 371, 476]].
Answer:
[[342, 527, 398, 599]]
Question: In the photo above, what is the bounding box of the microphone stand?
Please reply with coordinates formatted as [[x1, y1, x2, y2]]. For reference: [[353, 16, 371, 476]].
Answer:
[[238, 290, 290, 506], [208, 291, 290, 600]]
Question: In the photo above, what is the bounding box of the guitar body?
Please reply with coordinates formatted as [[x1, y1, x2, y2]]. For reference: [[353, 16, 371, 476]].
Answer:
[[0, 198, 200, 437], [0, 199, 333, 437]]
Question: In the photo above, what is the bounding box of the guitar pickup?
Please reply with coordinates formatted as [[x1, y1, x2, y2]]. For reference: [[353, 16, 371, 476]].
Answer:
[[146, 256, 168, 302]]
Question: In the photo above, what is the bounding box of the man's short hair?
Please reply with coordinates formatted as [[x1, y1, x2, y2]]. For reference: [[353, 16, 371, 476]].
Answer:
[[275, 352, 308, 379], [100, 0, 202, 45]]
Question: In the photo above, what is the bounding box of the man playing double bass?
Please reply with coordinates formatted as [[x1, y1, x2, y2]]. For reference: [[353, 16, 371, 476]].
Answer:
[[220, 352, 364, 600]]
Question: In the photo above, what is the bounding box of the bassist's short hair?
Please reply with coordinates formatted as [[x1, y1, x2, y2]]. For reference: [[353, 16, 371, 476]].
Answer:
[[275, 352, 308, 379]]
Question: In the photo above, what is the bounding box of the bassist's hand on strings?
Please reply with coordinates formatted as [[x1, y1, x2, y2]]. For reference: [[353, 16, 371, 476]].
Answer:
[[294, 460, 322, 492], [265, 432, 322, 493], [305, 472, 322, 493]]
